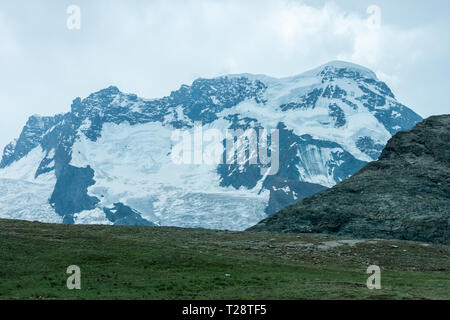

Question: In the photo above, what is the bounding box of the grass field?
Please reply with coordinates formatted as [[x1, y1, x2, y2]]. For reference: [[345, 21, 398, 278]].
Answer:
[[0, 219, 448, 300]]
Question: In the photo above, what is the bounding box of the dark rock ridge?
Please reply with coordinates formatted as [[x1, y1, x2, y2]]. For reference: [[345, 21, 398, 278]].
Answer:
[[104, 203, 156, 226], [248, 115, 450, 244]]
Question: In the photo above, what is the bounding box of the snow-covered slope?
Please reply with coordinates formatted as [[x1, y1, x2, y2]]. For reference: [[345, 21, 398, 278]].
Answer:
[[0, 61, 422, 230], [0, 147, 61, 223]]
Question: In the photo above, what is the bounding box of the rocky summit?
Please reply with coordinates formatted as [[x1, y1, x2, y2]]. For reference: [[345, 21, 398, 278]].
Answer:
[[249, 115, 450, 244]]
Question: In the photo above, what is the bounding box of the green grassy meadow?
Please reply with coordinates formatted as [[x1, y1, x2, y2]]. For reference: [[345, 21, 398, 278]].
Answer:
[[0, 219, 448, 300]]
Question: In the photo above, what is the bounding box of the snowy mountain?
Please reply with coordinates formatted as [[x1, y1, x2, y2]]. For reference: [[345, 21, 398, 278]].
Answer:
[[0, 61, 422, 230]]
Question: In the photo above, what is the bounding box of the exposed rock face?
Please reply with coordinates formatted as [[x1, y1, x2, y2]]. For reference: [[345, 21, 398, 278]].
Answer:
[[249, 115, 450, 244]]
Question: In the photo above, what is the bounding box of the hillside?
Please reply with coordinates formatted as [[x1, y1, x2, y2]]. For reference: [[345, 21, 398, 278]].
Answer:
[[249, 115, 450, 244], [0, 219, 448, 299]]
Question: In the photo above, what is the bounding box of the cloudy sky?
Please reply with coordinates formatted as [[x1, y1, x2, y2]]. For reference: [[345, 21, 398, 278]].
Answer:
[[0, 0, 449, 151]]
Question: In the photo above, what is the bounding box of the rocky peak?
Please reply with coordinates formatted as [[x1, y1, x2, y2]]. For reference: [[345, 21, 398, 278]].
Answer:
[[0, 114, 63, 168], [71, 86, 124, 116], [377, 115, 450, 165], [315, 60, 378, 81]]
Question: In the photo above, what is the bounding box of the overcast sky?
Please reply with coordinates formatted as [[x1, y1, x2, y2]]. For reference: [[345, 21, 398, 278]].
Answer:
[[0, 0, 449, 151]]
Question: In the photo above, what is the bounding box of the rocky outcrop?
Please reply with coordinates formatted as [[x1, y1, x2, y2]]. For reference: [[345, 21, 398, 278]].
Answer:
[[249, 115, 450, 244]]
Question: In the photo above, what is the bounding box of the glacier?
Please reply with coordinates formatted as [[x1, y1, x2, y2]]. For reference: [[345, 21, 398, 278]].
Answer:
[[0, 61, 423, 230]]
